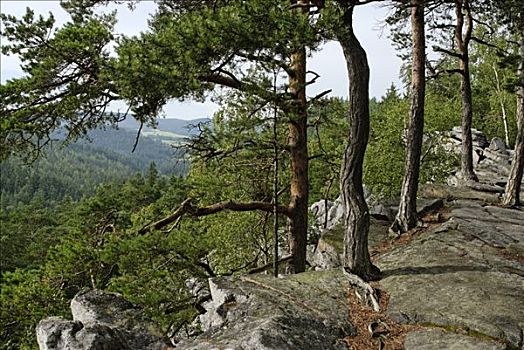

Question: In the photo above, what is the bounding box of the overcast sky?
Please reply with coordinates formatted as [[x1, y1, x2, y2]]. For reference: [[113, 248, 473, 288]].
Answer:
[[1, 0, 403, 120]]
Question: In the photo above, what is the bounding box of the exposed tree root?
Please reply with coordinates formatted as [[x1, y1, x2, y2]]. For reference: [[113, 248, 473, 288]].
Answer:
[[344, 289, 421, 350], [342, 266, 380, 312]]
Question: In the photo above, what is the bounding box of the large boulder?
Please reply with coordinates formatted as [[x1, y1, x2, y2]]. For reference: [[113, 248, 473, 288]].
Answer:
[[308, 197, 442, 271], [37, 317, 129, 350], [310, 197, 344, 232], [449, 126, 490, 149], [176, 270, 354, 350], [37, 290, 172, 350], [488, 137, 508, 154], [308, 224, 345, 270]]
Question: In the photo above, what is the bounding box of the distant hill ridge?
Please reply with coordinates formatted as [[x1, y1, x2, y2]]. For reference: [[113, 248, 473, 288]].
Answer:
[[116, 117, 210, 136], [1, 121, 200, 209]]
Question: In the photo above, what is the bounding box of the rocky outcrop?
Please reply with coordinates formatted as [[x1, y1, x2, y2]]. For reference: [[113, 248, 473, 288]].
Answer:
[[445, 128, 518, 191], [37, 273, 354, 350], [376, 195, 524, 349], [308, 168, 523, 349], [37, 290, 172, 350], [309, 189, 395, 234], [308, 196, 443, 271], [176, 270, 354, 350], [38, 186, 523, 349], [182, 187, 523, 349]]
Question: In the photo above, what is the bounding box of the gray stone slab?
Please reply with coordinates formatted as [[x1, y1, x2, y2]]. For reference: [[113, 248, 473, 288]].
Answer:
[[377, 210, 524, 348], [485, 206, 524, 226], [380, 269, 523, 347], [404, 329, 505, 350], [177, 270, 353, 350], [448, 203, 523, 249]]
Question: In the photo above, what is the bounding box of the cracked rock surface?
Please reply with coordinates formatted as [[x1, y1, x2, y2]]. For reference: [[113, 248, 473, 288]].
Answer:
[[404, 329, 506, 350], [176, 270, 354, 350], [377, 196, 524, 349]]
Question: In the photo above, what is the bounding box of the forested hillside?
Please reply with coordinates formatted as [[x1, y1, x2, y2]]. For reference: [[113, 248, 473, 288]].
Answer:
[[0, 126, 191, 209], [117, 116, 209, 136], [78, 127, 187, 172]]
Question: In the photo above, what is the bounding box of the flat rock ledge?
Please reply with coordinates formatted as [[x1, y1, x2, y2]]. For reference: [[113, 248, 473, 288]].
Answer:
[[36, 290, 172, 350], [404, 329, 506, 350], [176, 270, 354, 350], [377, 198, 524, 349]]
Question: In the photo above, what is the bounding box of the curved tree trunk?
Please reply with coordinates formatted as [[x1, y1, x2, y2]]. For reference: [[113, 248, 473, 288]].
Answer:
[[335, 4, 380, 281], [455, 0, 478, 182], [391, 0, 426, 234], [503, 32, 524, 207]]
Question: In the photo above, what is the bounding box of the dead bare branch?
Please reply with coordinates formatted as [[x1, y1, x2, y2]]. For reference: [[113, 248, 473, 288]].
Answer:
[[139, 198, 290, 234]]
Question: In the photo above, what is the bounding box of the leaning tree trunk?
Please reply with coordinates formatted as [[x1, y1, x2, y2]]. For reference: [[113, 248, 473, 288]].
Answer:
[[391, 0, 426, 234], [286, 0, 309, 273], [503, 32, 524, 206], [336, 5, 380, 281], [455, 0, 478, 182]]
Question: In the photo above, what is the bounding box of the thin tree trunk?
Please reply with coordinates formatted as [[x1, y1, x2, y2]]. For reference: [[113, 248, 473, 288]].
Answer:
[[273, 72, 280, 277], [336, 4, 380, 281], [503, 32, 524, 206], [391, 0, 426, 234], [455, 0, 478, 182], [492, 63, 510, 146], [287, 0, 309, 273]]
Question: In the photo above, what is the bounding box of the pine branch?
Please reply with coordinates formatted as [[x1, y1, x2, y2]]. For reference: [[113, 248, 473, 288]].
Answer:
[[432, 45, 463, 59], [247, 255, 293, 274], [470, 36, 506, 54], [201, 72, 243, 90], [308, 89, 332, 103], [139, 198, 290, 234]]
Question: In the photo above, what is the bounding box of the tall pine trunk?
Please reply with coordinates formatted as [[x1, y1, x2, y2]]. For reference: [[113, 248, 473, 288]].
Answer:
[[391, 0, 426, 234], [455, 0, 478, 182], [287, 1, 309, 273], [336, 5, 380, 281], [503, 32, 524, 206]]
